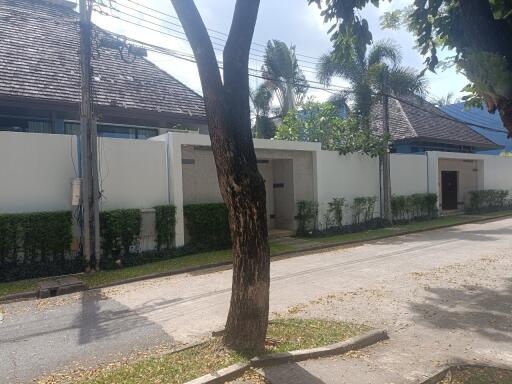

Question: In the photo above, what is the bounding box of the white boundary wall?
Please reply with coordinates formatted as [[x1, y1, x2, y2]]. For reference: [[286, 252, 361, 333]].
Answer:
[[0, 132, 169, 213], [315, 151, 380, 225], [2, 132, 512, 247]]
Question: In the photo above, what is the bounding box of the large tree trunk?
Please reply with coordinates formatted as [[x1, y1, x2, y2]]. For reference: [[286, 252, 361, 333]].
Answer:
[[171, 0, 270, 352], [497, 97, 512, 138]]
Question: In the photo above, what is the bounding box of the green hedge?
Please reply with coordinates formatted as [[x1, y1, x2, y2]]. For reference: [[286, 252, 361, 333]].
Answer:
[[351, 196, 377, 224], [391, 193, 438, 221], [184, 203, 231, 248], [469, 189, 510, 212], [155, 205, 176, 250], [0, 211, 76, 282], [296, 200, 319, 235], [100, 209, 142, 261]]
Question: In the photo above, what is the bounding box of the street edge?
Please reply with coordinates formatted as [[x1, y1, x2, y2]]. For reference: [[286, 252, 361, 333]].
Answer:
[[184, 329, 388, 384], [1, 212, 511, 304]]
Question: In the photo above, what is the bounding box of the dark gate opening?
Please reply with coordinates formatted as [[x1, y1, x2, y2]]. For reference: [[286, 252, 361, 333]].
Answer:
[[441, 171, 458, 210]]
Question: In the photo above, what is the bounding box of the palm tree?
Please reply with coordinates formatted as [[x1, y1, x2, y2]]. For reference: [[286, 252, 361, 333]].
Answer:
[[318, 40, 427, 223], [251, 84, 276, 139], [261, 40, 309, 117], [432, 92, 460, 107], [318, 39, 427, 120]]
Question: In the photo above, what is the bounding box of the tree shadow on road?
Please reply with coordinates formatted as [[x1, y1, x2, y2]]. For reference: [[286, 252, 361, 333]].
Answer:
[[378, 223, 512, 246], [261, 363, 326, 383], [409, 279, 512, 343], [76, 290, 181, 345]]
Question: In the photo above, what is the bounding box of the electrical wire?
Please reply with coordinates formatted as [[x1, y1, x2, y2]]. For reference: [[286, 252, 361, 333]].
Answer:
[[106, 0, 324, 64], [93, 2, 321, 75], [93, 5, 508, 135]]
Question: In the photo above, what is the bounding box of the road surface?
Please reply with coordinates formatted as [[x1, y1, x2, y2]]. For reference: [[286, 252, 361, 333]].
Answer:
[[1, 217, 511, 383]]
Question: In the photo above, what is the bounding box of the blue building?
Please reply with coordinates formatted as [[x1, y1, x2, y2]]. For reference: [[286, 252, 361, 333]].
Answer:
[[371, 96, 500, 154], [441, 103, 511, 155]]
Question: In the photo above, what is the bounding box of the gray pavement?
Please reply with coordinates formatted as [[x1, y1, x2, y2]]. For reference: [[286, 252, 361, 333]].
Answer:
[[1, 217, 512, 383]]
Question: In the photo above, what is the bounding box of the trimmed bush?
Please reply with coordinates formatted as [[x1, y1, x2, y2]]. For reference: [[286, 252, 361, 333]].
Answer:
[[184, 203, 231, 248], [0, 211, 77, 282], [100, 209, 142, 261], [155, 205, 176, 250], [391, 193, 438, 222], [296, 200, 319, 235], [327, 197, 346, 228], [469, 189, 510, 212], [351, 196, 376, 224]]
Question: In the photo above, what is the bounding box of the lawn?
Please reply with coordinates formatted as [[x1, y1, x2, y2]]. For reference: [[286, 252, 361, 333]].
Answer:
[[308, 212, 511, 245], [1, 210, 511, 300], [0, 242, 293, 298], [69, 318, 369, 384], [439, 366, 512, 384]]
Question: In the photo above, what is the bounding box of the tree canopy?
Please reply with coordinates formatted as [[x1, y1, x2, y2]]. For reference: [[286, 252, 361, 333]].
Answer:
[[310, 0, 512, 136], [318, 39, 427, 119], [275, 101, 388, 156]]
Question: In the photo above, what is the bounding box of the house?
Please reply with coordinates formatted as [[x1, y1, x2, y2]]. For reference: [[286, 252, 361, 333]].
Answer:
[[371, 96, 501, 154], [0, 0, 207, 139], [441, 102, 512, 155]]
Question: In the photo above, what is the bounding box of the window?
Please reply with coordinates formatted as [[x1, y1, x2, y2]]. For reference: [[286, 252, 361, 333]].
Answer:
[[98, 124, 158, 139], [64, 122, 80, 135], [63, 122, 158, 139], [0, 116, 51, 133]]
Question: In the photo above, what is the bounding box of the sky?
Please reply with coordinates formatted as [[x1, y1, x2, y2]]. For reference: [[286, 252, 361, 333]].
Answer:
[[91, 0, 469, 103]]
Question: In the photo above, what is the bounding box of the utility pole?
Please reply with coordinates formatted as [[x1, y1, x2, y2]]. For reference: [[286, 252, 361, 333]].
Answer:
[[79, 0, 101, 271], [381, 90, 393, 224]]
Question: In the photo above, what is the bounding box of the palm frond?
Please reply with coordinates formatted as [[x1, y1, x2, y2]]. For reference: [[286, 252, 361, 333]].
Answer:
[[387, 67, 428, 97], [367, 39, 402, 67]]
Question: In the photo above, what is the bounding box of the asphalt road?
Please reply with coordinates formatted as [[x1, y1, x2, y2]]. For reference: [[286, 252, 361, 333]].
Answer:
[[1, 217, 512, 383]]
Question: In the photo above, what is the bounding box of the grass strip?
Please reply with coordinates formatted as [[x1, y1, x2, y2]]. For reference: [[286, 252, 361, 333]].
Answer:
[[439, 366, 512, 384], [74, 318, 369, 384], [2, 210, 511, 299]]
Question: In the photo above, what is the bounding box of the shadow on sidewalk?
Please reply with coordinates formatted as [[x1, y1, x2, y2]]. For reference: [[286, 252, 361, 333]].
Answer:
[[262, 363, 326, 384], [409, 278, 512, 342]]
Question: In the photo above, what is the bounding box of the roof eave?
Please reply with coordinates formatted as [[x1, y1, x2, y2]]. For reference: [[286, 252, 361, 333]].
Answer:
[[0, 94, 207, 124], [393, 136, 502, 150]]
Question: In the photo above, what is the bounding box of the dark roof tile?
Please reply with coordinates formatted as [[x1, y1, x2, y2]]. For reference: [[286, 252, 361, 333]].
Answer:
[[371, 95, 498, 149], [0, 0, 206, 120]]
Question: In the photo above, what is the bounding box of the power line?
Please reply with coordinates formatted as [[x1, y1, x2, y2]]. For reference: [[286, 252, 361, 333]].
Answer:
[[93, 0, 323, 66], [93, 5, 321, 75], [93, 7, 506, 135]]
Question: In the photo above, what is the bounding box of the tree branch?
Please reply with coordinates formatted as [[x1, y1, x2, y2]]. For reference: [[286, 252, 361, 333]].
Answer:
[[170, 0, 225, 130], [223, 0, 260, 141]]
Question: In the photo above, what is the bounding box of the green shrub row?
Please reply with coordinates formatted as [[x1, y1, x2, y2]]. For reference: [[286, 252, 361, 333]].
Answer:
[[296, 200, 319, 235], [468, 189, 510, 212], [184, 203, 231, 249], [0, 211, 75, 281], [100, 209, 142, 261], [297, 196, 377, 235], [155, 205, 176, 250], [1, 205, 178, 281], [351, 196, 376, 225], [391, 193, 438, 221]]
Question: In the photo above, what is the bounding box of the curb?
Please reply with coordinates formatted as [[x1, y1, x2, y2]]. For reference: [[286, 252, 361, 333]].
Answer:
[[184, 362, 251, 384], [0, 290, 38, 304], [184, 329, 388, 384], [251, 329, 388, 367], [1, 212, 511, 304]]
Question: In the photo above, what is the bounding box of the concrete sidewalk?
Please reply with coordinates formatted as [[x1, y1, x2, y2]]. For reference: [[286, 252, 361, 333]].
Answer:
[[1, 217, 512, 383]]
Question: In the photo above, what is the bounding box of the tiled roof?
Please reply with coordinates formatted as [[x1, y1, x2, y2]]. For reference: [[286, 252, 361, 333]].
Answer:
[[0, 0, 206, 120], [442, 102, 511, 154], [371, 95, 499, 149]]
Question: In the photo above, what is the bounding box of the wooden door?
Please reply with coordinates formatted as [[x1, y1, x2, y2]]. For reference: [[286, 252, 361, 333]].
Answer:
[[441, 171, 458, 210]]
